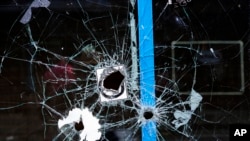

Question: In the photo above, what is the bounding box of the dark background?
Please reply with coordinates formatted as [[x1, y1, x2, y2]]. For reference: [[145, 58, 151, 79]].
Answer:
[[0, 0, 249, 140]]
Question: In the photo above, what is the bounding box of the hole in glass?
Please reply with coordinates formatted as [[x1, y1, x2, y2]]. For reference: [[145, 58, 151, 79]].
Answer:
[[143, 111, 154, 120], [103, 71, 124, 90], [74, 120, 84, 131]]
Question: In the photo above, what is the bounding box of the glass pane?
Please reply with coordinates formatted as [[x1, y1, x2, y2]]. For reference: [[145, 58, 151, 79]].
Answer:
[[0, 0, 249, 141], [154, 0, 249, 140]]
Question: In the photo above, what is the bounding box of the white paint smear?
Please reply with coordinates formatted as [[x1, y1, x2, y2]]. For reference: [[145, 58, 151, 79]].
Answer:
[[58, 108, 101, 141]]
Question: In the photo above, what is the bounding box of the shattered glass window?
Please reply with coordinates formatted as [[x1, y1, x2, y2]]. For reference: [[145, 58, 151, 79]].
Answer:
[[0, 0, 249, 141]]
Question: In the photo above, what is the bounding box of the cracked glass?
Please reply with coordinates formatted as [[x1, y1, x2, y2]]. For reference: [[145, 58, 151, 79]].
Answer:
[[0, 0, 249, 141]]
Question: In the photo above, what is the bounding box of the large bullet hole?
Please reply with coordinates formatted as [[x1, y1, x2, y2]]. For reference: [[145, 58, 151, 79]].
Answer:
[[143, 111, 154, 120], [103, 71, 124, 90], [74, 120, 84, 131]]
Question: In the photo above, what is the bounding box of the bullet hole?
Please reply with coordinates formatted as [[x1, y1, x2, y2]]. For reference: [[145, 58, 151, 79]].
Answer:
[[103, 71, 124, 90], [97, 66, 128, 101], [74, 120, 84, 131], [143, 111, 154, 120]]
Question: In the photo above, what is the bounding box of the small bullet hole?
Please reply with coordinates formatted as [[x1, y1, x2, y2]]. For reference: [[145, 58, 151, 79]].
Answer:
[[74, 120, 84, 131], [143, 111, 154, 120]]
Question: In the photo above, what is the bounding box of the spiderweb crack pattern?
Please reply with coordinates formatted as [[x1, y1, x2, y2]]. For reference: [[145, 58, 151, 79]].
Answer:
[[0, 0, 249, 141]]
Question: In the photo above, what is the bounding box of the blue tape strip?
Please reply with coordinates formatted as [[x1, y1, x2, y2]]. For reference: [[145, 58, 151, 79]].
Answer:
[[137, 0, 156, 141]]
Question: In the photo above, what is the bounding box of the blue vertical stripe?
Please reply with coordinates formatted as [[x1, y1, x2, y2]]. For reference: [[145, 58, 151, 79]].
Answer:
[[137, 0, 156, 141]]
